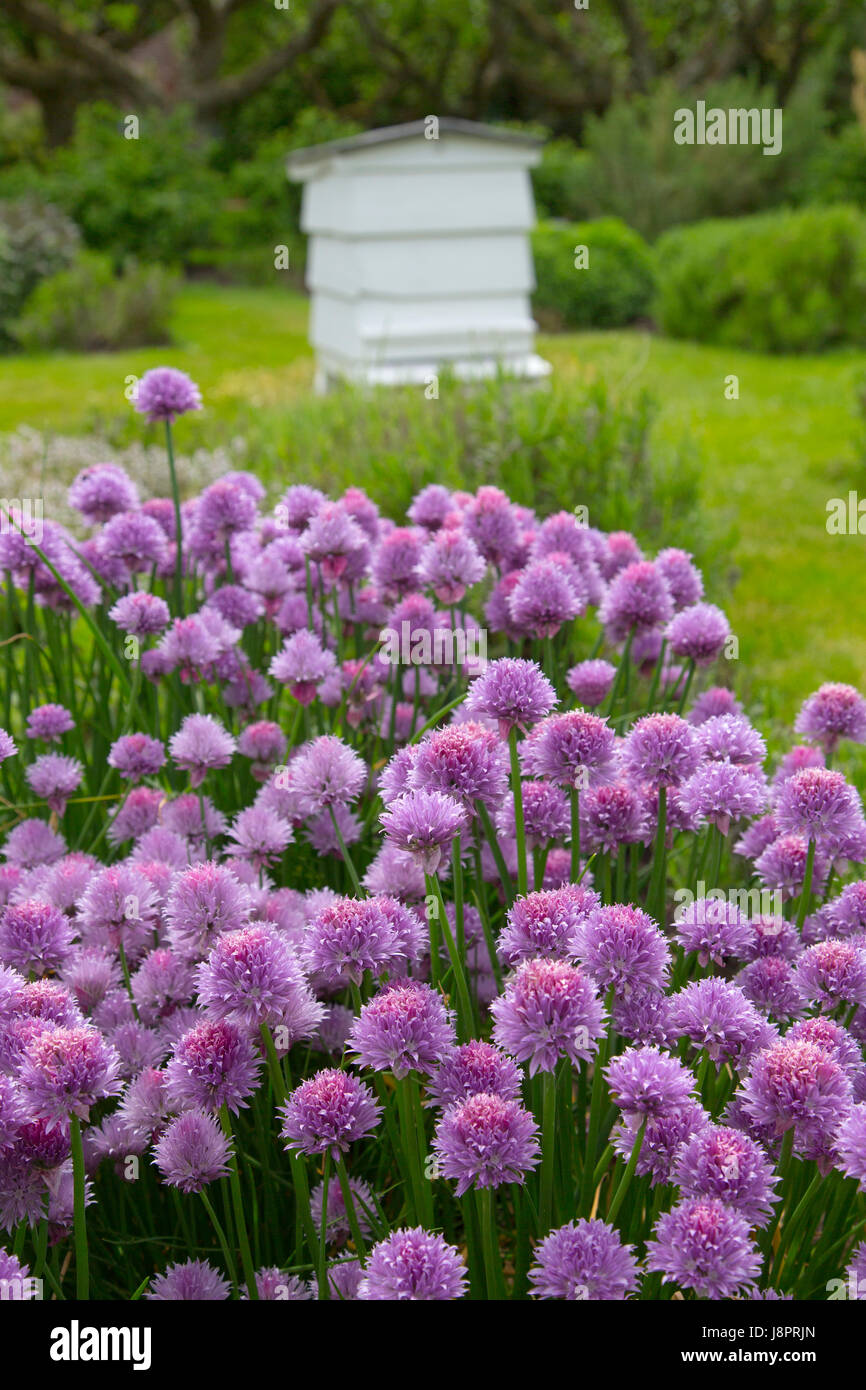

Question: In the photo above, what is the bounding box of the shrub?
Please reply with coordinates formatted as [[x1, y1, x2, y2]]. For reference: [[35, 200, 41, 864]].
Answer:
[[562, 77, 827, 241], [0, 197, 79, 344], [531, 138, 595, 222], [258, 374, 731, 590], [654, 205, 866, 352], [531, 218, 655, 329], [10, 253, 178, 351], [2, 103, 223, 267]]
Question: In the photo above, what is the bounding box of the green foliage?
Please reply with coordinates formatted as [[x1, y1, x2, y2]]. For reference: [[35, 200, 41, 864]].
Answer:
[[0, 104, 222, 266], [0, 196, 79, 345], [565, 77, 828, 240], [10, 252, 178, 351], [532, 139, 595, 222], [267, 374, 728, 585], [654, 205, 866, 352], [531, 218, 655, 329], [795, 123, 866, 207]]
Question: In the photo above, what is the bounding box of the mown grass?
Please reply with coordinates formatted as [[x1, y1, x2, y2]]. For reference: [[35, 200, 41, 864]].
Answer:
[[1, 284, 864, 717]]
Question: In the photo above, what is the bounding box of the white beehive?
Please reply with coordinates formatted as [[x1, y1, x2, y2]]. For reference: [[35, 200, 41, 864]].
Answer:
[[287, 118, 551, 391]]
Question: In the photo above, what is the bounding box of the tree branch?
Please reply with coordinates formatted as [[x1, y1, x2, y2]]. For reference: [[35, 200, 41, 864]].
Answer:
[[192, 0, 342, 113], [1, 0, 165, 105]]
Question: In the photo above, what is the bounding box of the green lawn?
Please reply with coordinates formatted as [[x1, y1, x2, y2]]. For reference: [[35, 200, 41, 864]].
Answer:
[[1, 284, 864, 716]]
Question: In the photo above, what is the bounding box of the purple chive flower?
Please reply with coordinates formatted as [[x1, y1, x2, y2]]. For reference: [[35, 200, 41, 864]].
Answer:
[[580, 783, 647, 856], [371, 527, 421, 597], [380, 790, 468, 874], [507, 558, 585, 638], [734, 814, 779, 861], [131, 948, 194, 1025], [737, 956, 807, 1022], [775, 767, 863, 848], [566, 660, 617, 709], [795, 682, 866, 755], [408, 722, 509, 813], [349, 980, 455, 1078], [677, 762, 768, 834], [68, 463, 139, 523], [165, 862, 251, 959], [152, 1109, 232, 1193], [300, 502, 366, 582], [463, 486, 521, 566], [823, 881, 866, 938], [528, 1219, 640, 1301], [613, 1099, 709, 1185], [673, 1124, 778, 1226], [606, 1045, 697, 1117], [755, 832, 830, 899], [0, 900, 73, 977], [797, 939, 866, 1010], [655, 548, 704, 609], [490, 958, 605, 1076], [464, 657, 556, 739], [169, 714, 235, 788], [0, 730, 17, 765], [611, 987, 673, 1048], [279, 484, 325, 532], [772, 745, 826, 790], [359, 1228, 467, 1301], [418, 530, 486, 603], [75, 863, 159, 954], [787, 1016, 864, 1078], [237, 722, 287, 780], [305, 897, 402, 988], [599, 531, 641, 579], [279, 1068, 381, 1158], [668, 979, 775, 1069], [524, 710, 616, 789], [108, 591, 171, 636], [425, 1041, 523, 1110], [496, 779, 569, 847], [665, 602, 731, 665], [246, 1268, 312, 1301], [835, 1104, 866, 1190], [99, 510, 167, 573], [687, 687, 744, 726], [107, 734, 166, 783], [135, 367, 202, 423], [290, 736, 366, 817], [310, 1175, 375, 1246], [147, 1258, 229, 1301], [225, 805, 292, 870], [25, 755, 82, 816], [674, 898, 754, 967], [575, 903, 670, 995], [20, 1024, 121, 1125], [696, 715, 766, 766], [408, 484, 452, 530], [196, 924, 323, 1040], [269, 630, 336, 705], [164, 1018, 261, 1114], [600, 560, 673, 642], [433, 1091, 540, 1194], [646, 1197, 761, 1299], [621, 713, 700, 789], [25, 704, 74, 743], [496, 884, 599, 966], [740, 1037, 853, 1162], [62, 948, 121, 1015], [162, 792, 227, 845]]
